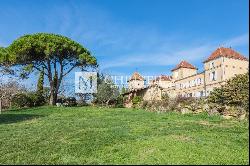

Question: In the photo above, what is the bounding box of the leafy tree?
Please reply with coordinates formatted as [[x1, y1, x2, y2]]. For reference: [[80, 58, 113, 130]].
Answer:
[[208, 72, 249, 111], [0, 47, 15, 76], [1, 33, 97, 105], [0, 47, 13, 66], [121, 86, 127, 94], [94, 75, 119, 106], [207, 88, 226, 105]]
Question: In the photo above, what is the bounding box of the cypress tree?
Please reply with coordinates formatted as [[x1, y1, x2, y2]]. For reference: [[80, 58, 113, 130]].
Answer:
[[35, 68, 45, 105], [37, 68, 44, 95]]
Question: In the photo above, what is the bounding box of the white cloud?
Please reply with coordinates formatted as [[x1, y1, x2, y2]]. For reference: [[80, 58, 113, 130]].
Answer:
[[45, 4, 247, 72], [223, 33, 249, 47], [1, 2, 248, 74], [99, 32, 249, 71]]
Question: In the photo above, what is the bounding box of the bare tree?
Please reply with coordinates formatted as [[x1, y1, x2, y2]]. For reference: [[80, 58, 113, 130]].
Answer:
[[0, 78, 26, 112]]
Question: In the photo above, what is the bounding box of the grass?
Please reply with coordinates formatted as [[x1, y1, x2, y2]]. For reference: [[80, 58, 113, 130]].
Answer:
[[0, 106, 248, 165]]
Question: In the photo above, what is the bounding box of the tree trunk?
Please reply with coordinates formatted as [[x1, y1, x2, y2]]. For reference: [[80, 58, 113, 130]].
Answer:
[[49, 92, 57, 105], [49, 81, 57, 105], [106, 99, 110, 107]]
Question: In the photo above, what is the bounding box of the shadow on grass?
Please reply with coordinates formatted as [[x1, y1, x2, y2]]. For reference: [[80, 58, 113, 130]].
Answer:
[[0, 114, 44, 124]]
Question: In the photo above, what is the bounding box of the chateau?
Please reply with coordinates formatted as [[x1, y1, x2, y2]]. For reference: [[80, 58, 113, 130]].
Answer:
[[123, 47, 249, 107]]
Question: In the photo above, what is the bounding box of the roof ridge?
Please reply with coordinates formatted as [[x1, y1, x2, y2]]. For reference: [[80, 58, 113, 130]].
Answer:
[[204, 47, 248, 63], [128, 72, 144, 81], [171, 60, 197, 71]]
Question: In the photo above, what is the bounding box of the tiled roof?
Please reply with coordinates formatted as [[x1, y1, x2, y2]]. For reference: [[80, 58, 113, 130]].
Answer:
[[171, 60, 197, 71], [204, 47, 248, 63], [128, 72, 144, 81], [153, 75, 172, 82]]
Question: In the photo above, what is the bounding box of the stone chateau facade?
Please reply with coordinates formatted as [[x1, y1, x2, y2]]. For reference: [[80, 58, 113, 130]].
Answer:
[[123, 47, 249, 107]]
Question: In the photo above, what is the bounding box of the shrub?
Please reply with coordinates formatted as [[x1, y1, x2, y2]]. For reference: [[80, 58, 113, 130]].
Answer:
[[162, 93, 169, 103], [208, 73, 249, 111], [144, 100, 171, 113], [56, 97, 65, 104], [115, 95, 124, 108], [11, 93, 33, 108], [77, 101, 89, 107], [0, 81, 27, 109], [132, 96, 142, 106], [63, 97, 77, 107], [142, 95, 205, 114], [29, 92, 46, 106], [11, 92, 46, 108]]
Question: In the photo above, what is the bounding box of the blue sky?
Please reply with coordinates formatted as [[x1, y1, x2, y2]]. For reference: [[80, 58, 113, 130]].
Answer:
[[0, 0, 249, 88]]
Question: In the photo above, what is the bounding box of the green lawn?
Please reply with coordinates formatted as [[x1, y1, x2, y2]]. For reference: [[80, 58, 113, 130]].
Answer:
[[0, 106, 248, 165]]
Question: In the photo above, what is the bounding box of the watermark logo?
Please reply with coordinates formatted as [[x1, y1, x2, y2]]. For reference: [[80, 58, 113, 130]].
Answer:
[[75, 72, 97, 94]]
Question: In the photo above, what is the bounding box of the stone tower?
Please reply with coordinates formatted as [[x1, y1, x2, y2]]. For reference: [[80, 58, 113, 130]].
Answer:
[[203, 47, 249, 96], [128, 72, 145, 90], [171, 60, 198, 80]]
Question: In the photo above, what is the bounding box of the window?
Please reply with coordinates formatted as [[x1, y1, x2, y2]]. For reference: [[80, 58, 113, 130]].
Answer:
[[210, 71, 216, 81], [197, 78, 202, 85], [200, 91, 204, 97], [191, 80, 194, 87], [212, 71, 216, 81], [200, 78, 203, 84], [194, 79, 197, 85]]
